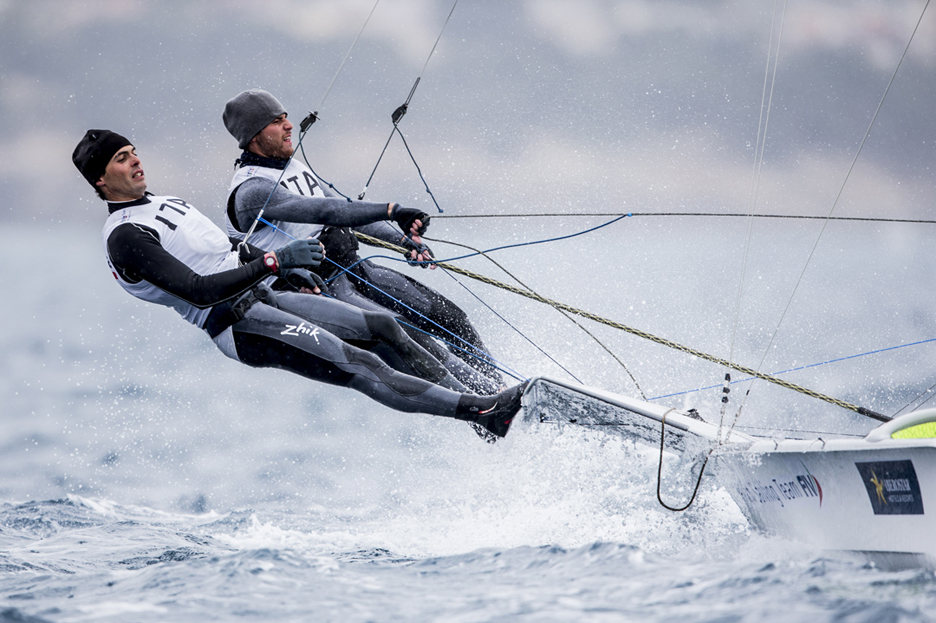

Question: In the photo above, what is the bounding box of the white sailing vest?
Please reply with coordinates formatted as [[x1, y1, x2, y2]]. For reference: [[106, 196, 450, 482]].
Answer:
[[102, 195, 241, 329], [226, 159, 326, 251]]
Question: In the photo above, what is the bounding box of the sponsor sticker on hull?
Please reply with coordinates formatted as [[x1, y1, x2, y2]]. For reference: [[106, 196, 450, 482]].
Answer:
[[855, 460, 924, 515]]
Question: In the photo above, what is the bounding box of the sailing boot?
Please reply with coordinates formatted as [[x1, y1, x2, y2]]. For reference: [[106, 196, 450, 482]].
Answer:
[[455, 380, 529, 442]]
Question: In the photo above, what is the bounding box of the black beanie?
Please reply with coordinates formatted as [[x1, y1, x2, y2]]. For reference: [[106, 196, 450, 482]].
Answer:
[[72, 129, 133, 187]]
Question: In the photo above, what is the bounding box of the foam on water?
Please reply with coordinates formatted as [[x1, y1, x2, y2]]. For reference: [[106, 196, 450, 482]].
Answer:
[[3, 495, 936, 622]]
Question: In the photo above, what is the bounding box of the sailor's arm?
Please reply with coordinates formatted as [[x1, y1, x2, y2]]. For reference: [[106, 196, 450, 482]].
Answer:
[[106, 223, 275, 308], [317, 179, 398, 245], [233, 178, 429, 236], [233, 177, 391, 229]]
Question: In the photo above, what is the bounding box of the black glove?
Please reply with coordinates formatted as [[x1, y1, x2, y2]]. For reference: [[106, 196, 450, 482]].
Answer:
[[274, 238, 324, 270], [282, 268, 327, 293], [405, 240, 434, 268], [391, 205, 430, 236]]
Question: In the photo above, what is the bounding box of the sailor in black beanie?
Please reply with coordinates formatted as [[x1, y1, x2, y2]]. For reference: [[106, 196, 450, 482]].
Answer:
[[74, 128, 526, 441], [72, 129, 134, 199]]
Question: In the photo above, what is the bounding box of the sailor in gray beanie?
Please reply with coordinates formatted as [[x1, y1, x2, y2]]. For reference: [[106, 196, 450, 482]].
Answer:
[[221, 88, 503, 398], [223, 89, 287, 149]]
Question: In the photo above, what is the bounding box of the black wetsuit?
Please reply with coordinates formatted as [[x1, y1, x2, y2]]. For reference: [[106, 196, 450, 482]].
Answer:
[[226, 152, 503, 394], [102, 194, 518, 426]]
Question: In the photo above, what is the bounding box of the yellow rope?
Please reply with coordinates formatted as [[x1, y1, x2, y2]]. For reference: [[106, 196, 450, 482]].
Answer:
[[356, 232, 887, 421]]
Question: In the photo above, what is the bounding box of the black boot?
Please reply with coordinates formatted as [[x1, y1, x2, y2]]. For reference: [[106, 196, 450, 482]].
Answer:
[[456, 380, 529, 442]]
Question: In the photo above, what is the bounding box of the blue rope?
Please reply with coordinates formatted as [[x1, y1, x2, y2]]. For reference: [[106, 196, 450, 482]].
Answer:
[[328, 247, 585, 381], [394, 317, 527, 382], [316, 212, 634, 270], [256, 199, 637, 386], [292, 134, 635, 386], [307, 212, 637, 382], [427, 213, 633, 264], [330, 243, 583, 380], [307, 212, 640, 383], [650, 337, 936, 401]]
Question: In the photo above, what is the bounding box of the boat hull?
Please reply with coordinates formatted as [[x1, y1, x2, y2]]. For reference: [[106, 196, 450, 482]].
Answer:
[[521, 376, 936, 564], [713, 439, 936, 563]]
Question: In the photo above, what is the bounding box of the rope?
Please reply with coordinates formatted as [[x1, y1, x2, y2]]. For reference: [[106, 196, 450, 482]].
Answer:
[[327, 259, 526, 381], [656, 409, 711, 512], [435, 237, 646, 398], [723, 0, 931, 437], [252, 215, 516, 380], [393, 126, 443, 213], [731, 425, 863, 437], [239, 1, 380, 248], [892, 375, 936, 417], [355, 232, 889, 422], [722, 0, 787, 439], [415, 214, 632, 264], [393, 317, 525, 383], [426, 247, 584, 383], [298, 145, 354, 201], [358, 0, 459, 202], [431, 212, 936, 225], [651, 337, 936, 402], [312, 0, 382, 121]]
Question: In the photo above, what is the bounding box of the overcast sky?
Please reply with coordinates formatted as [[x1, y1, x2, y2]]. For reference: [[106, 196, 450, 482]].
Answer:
[[3, 0, 936, 427], [1, 0, 934, 227]]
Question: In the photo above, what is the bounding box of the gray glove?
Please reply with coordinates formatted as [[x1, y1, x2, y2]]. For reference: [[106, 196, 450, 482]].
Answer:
[[391, 205, 430, 236], [283, 268, 327, 293], [275, 238, 324, 270]]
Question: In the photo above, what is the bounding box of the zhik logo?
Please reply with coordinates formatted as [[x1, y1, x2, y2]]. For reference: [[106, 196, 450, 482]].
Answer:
[[282, 322, 320, 343]]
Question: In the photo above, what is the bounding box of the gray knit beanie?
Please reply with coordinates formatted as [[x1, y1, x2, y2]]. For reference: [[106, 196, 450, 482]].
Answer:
[[223, 89, 287, 149]]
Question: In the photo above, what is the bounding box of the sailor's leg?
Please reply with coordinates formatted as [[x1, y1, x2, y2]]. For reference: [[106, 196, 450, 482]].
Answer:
[[227, 303, 520, 425], [277, 282, 417, 374], [249, 296, 467, 392], [351, 260, 503, 383], [358, 309, 469, 393], [272, 289, 372, 341], [407, 331, 501, 395], [327, 272, 498, 394], [323, 272, 391, 314]]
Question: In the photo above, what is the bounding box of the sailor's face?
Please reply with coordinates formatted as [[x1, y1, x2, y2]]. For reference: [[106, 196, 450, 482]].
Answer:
[[251, 113, 294, 159], [97, 145, 146, 201]]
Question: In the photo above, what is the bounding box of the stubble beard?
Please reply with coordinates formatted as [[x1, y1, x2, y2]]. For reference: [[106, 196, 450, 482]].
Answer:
[[256, 134, 293, 160]]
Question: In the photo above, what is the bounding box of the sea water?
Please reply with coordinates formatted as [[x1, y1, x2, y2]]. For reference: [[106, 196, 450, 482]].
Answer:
[[3, 224, 936, 622]]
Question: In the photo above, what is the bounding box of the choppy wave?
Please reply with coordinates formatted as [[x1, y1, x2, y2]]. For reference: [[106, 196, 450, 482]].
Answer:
[[2, 495, 936, 622], [6, 226, 936, 621]]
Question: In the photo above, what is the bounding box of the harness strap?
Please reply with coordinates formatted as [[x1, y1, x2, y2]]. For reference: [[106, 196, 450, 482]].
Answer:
[[203, 284, 277, 338]]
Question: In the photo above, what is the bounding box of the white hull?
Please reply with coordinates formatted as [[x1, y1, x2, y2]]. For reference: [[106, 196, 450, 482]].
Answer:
[[522, 377, 936, 564], [714, 434, 936, 565]]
